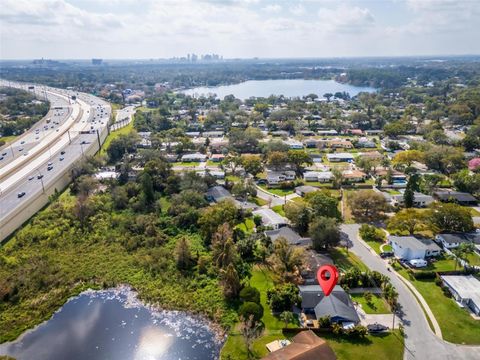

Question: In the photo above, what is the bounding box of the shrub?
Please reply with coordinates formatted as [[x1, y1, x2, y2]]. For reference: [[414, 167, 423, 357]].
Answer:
[[267, 283, 300, 313], [240, 286, 261, 304], [413, 270, 436, 279], [238, 302, 264, 322], [359, 224, 385, 243]]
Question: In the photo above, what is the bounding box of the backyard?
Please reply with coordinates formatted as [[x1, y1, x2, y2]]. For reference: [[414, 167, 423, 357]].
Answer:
[[350, 294, 391, 314]]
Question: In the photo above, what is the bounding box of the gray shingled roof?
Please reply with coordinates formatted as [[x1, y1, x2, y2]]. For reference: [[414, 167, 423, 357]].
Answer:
[[389, 235, 441, 252], [298, 285, 360, 323], [265, 227, 305, 245]]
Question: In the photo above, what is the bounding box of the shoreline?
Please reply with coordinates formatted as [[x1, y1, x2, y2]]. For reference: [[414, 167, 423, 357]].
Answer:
[[0, 285, 227, 351]]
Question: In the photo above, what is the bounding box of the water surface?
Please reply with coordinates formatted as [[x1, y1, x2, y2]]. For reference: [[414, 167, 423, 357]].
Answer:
[[182, 79, 376, 99], [0, 287, 222, 360]]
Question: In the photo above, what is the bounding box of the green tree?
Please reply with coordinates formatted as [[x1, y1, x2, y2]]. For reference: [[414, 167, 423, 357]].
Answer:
[[452, 243, 475, 269], [280, 311, 295, 329], [427, 203, 474, 233], [387, 209, 429, 235], [287, 150, 313, 175], [240, 286, 261, 304], [239, 302, 264, 322], [309, 217, 341, 250], [306, 191, 341, 220], [269, 238, 304, 283], [348, 190, 388, 222], [198, 200, 238, 243], [175, 237, 193, 270], [284, 201, 310, 235], [242, 155, 263, 178], [141, 172, 155, 206], [220, 263, 241, 299]]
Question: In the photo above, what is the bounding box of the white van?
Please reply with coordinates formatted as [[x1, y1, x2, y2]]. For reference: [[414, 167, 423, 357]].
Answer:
[[409, 259, 427, 268]]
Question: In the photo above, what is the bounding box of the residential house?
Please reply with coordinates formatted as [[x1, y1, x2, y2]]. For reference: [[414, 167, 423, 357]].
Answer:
[[252, 208, 288, 229], [284, 139, 304, 149], [355, 137, 376, 148], [328, 139, 354, 149], [342, 169, 367, 183], [266, 170, 296, 186], [326, 153, 354, 162], [181, 153, 207, 162], [317, 129, 338, 136], [433, 191, 478, 206], [262, 330, 336, 360], [390, 191, 434, 208], [209, 154, 225, 162], [389, 235, 442, 260], [202, 130, 224, 138], [185, 131, 201, 138], [358, 150, 383, 160], [265, 226, 311, 246], [295, 185, 318, 197], [303, 171, 333, 182], [271, 130, 290, 137], [303, 139, 319, 148], [298, 285, 360, 325], [206, 186, 232, 203], [436, 232, 480, 250], [440, 275, 480, 315]]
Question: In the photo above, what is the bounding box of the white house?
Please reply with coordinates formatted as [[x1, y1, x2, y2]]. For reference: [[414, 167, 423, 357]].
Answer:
[[253, 208, 288, 229], [267, 170, 296, 185], [389, 235, 442, 260], [326, 153, 354, 162], [435, 232, 480, 250], [390, 191, 434, 208], [303, 171, 333, 183], [284, 139, 304, 149], [181, 153, 207, 162], [441, 275, 480, 315]]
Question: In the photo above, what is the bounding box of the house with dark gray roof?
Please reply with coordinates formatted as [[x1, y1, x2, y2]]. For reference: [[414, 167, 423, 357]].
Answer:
[[295, 185, 318, 197], [298, 285, 360, 324], [389, 235, 441, 260], [436, 232, 480, 250], [206, 186, 232, 203], [265, 227, 311, 246], [433, 191, 477, 206]]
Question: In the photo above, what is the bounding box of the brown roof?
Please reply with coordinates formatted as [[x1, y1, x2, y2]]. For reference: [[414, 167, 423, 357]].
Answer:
[[262, 330, 336, 360]]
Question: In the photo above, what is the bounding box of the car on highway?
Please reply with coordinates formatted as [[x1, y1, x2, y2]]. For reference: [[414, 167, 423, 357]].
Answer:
[[47, 165, 53, 171], [37, 174, 44, 179], [2, 152, 7, 156], [28, 175, 34, 181], [59, 157, 64, 161], [17, 192, 26, 198], [23, 152, 29, 156], [18, 148, 24, 152], [61, 150, 66, 155]]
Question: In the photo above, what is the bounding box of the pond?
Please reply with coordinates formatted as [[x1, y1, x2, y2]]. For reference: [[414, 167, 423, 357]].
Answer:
[[0, 287, 223, 360], [181, 79, 376, 100]]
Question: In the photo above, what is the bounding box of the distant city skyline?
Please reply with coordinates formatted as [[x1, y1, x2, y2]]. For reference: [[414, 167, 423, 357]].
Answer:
[[1, 0, 479, 60]]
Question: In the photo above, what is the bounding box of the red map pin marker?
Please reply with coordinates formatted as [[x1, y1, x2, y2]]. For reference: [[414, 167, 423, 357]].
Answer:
[[317, 264, 339, 296]]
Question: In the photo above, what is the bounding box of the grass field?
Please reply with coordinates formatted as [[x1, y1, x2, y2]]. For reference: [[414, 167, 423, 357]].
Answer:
[[323, 330, 404, 360], [0, 135, 17, 145], [405, 278, 480, 344], [351, 294, 391, 314], [259, 185, 294, 196], [271, 205, 286, 217], [99, 120, 134, 156], [329, 247, 369, 272], [465, 252, 480, 266]]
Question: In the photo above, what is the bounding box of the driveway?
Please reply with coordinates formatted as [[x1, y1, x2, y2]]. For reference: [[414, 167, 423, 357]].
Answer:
[[255, 185, 286, 207], [341, 224, 480, 360]]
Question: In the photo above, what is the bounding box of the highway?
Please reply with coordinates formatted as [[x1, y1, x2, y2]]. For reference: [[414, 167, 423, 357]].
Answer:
[[0, 80, 111, 241]]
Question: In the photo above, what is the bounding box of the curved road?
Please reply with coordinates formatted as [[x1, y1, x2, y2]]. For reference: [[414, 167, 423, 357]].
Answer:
[[340, 224, 480, 360]]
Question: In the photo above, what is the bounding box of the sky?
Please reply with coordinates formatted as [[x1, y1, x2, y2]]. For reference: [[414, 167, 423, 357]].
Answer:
[[0, 0, 479, 60]]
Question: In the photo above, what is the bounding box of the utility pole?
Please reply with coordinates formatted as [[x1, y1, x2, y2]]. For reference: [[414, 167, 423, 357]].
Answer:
[[37, 170, 45, 193]]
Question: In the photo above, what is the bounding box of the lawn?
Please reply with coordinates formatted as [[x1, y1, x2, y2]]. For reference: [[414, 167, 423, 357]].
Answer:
[[271, 205, 285, 217], [365, 240, 383, 255], [99, 120, 134, 156], [252, 197, 268, 206], [465, 252, 480, 266], [236, 218, 255, 235], [172, 161, 201, 167], [329, 247, 369, 272], [0, 135, 17, 145], [404, 278, 480, 344], [258, 184, 294, 197], [221, 266, 291, 359], [351, 294, 391, 314], [425, 257, 457, 272], [322, 330, 404, 360]]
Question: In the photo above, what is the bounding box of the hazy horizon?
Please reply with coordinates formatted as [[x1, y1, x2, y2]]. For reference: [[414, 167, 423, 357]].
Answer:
[[1, 0, 480, 60]]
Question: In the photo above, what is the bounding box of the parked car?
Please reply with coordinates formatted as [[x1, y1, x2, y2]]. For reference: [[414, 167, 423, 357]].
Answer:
[[380, 251, 394, 259], [367, 323, 388, 333]]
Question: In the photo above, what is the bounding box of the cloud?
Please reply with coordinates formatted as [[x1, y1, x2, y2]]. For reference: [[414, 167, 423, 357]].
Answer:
[[317, 5, 375, 34], [262, 4, 282, 13], [290, 4, 305, 16]]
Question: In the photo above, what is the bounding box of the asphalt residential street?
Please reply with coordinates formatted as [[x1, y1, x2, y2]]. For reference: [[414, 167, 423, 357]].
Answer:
[[340, 224, 480, 360]]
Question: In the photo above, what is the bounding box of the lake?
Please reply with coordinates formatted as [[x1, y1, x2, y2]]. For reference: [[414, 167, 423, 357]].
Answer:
[[181, 79, 376, 99], [0, 287, 223, 360]]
